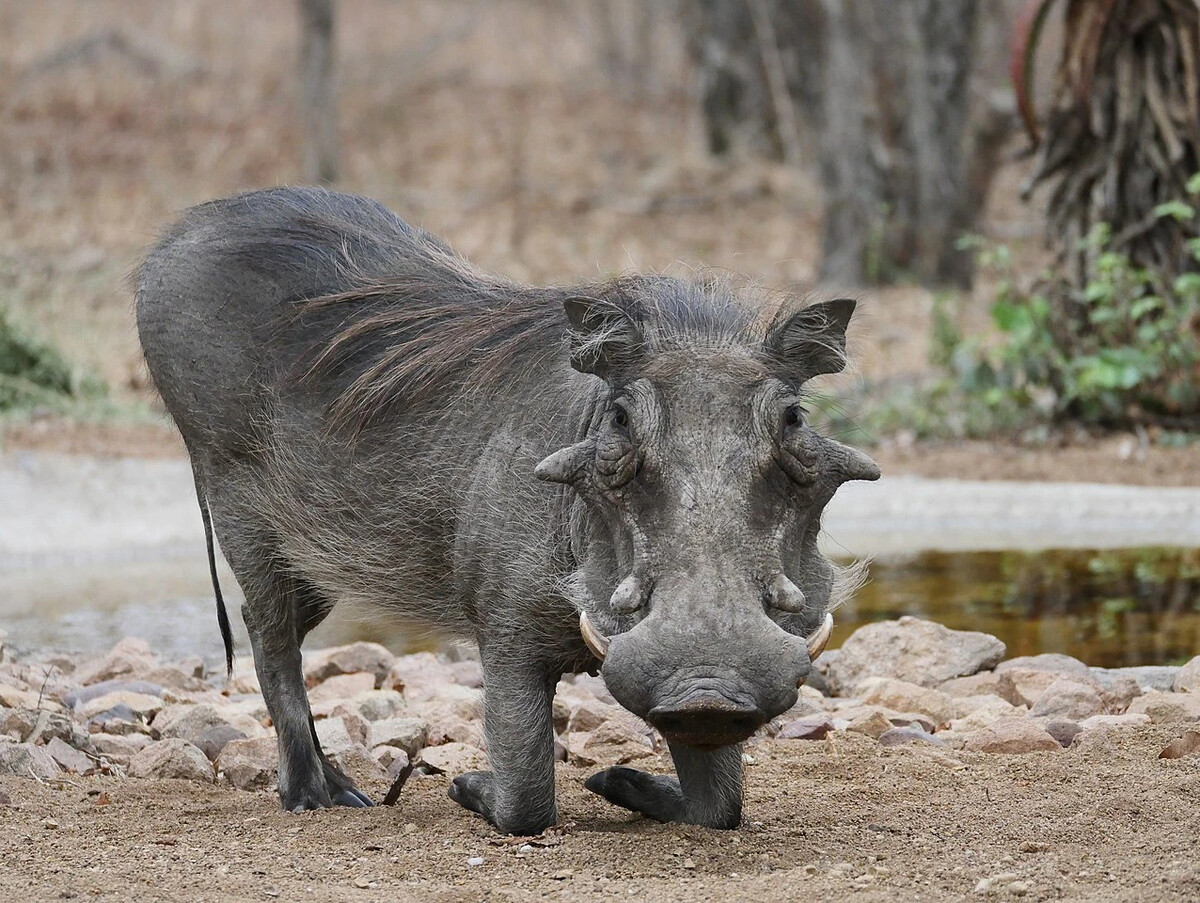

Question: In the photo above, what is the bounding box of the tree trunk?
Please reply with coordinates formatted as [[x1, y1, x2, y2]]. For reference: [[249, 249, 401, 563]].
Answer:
[[684, 0, 983, 289], [298, 0, 337, 184]]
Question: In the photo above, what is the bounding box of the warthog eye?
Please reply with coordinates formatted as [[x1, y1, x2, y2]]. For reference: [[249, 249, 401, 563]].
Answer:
[[611, 406, 629, 434], [782, 403, 807, 435]]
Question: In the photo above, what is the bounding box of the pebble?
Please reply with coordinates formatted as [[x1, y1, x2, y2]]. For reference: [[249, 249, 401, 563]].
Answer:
[[778, 714, 834, 740], [304, 642, 395, 688], [1127, 690, 1200, 723], [128, 739, 214, 783], [1027, 679, 1106, 721], [963, 719, 1060, 754], [0, 743, 62, 779], [1158, 729, 1200, 759], [467, 857, 484, 867], [845, 711, 894, 740], [858, 677, 957, 724], [369, 717, 428, 758], [1043, 720, 1082, 748], [878, 727, 944, 747]]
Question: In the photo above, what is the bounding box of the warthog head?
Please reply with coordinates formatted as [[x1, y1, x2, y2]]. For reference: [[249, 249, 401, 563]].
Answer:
[[537, 280, 879, 750]]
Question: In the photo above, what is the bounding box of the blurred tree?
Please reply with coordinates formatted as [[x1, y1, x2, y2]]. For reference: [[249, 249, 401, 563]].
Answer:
[[299, 0, 337, 184], [1014, 0, 1200, 426], [684, 0, 992, 289]]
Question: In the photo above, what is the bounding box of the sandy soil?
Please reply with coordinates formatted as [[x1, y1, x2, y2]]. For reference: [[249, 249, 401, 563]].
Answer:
[[2, 729, 1198, 903]]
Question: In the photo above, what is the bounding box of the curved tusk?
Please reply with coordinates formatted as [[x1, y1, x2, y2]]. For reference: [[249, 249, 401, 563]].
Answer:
[[805, 612, 834, 660], [579, 611, 611, 661]]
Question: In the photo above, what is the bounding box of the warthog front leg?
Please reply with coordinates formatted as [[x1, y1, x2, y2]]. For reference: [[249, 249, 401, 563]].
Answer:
[[585, 742, 743, 829], [448, 655, 558, 835]]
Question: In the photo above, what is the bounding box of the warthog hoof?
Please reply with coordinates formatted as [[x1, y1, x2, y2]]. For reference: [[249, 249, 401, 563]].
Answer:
[[449, 771, 556, 835]]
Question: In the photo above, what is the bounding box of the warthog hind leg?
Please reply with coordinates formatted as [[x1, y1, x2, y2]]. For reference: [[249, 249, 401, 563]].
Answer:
[[586, 742, 743, 829]]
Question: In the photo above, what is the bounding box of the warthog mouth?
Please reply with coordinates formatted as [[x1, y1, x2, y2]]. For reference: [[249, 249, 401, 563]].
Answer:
[[579, 610, 834, 680]]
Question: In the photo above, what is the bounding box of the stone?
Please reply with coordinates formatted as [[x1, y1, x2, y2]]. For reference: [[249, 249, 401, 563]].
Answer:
[[46, 737, 93, 773], [73, 637, 158, 686], [129, 739, 214, 782], [93, 716, 149, 737], [142, 666, 208, 693], [1027, 679, 1106, 721], [948, 697, 1027, 734], [354, 690, 407, 722], [846, 711, 894, 740], [939, 672, 1005, 698], [218, 737, 277, 790], [408, 697, 484, 748], [387, 653, 454, 700], [324, 704, 371, 748], [552, 697, 571, 734], [0, 684, 40, 709], [1043, 720, 1082, 748], [374, 745, 409, 774], [88, 704, 142, 729], [329, 743, 387, 787], [63, 680, 166, 709], [29, 710, 87, 748], [195, 725, 249, 762], [962, 719, 1060, 754], [1096, 676, 1141, 713], [1127, 690, 1200, 724], [153, 704, 265, 745], [0, 708, 38, 741], [448, 660, 484, 688], [1077, 713, 1150, 731], [953, 694, 1025, 718], [566, 722, 655, 767], [304, 643, 395, 689], [0, 743, 61, 779], [307, 672, 377, 704], [1092, 665, 1178, 694], [566, 698, 622, 733], [369, 718, 428, 758], [90, 732, 152, 762], [778, 715, 835, 740], [825, 617, 1005, 694], [1174, 656, 1200, 693], [78, 692, 165, 722], [418, 742, 489, 774], [996, 654, 1091, 678], [1158, 730, 1200, 759], [878, 727, 944, 748], [858, 677, 957, 725], [315, 717, 357, 757]]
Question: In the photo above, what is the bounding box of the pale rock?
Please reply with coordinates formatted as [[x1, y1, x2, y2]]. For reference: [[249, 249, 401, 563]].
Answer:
[[73, 637, 158, 686], [304, 643, 395, 689], [878, 727, 944, 747], [314, 717, 358, 757], [328, 743, 387, 787], [30, 710, 87, 748], [777, 715, 834, 740], [63, 680, 165, 709], [419, 742, 489, 773], [846, 711, 894, 740], [354, 690, 407, 722], [953, 694, 1025, 719], [307, 672, 377, 704], [1158, 729, 1200, 759], [996, 654, 1091, 678], [78, 691, 164, 721], [221, 697, 270, 725], [409, 704, 483, 748], [1077, 713, 1151, 731], [448, 660, 484, 688], [325, 704, 371, 748], [142, 666, 208, 693], [0, 708, 38, 741], [1043, 721, 1082, 748], [1027, 679, 1106, 721], [939, 672, 1005, 698], [1096, 676, 1141, 713], [567, 674, 616, 705], [0, 684, 40, 709], [566, 722, 655, 767], [1127, 690, 1200, 724], [566, 698, 622, 733], [369, 718, 428, 758], [1070, 727, 1118, 755], [858, 677, 957, 725], [196, 725, 249, 762], [551, 697, 571, 734], [997, 667, 1103, 709], [218, 736, 278, 790], [963, 719, 1060, 754], [0, 743, 61, 779], [948, 697, 1026, 734], [154, 704, 266, 744], [887, 712, 938, 733], [826, 617, 1005, 693], [374, 745, 409, 775], [90, 732, 152, 761], [46, 737, 93, 773], [226, 664, 261, 695], [128, 739, 214, 782], [98, 718, 151, 737], [387, 653, 455, 700], [1174, 656, 1200, 693], [1092, 665, 1178, 694]]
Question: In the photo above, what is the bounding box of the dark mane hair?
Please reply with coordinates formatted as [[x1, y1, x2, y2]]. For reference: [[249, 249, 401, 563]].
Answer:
[[292, 229, 781, 432]]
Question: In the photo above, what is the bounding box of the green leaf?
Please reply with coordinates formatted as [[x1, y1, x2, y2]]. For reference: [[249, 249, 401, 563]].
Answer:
[[1187, 172, 1200, 196], [1153, 200, 1195, 222], [1173, 273, 1200, 298], [1129, 296, 1163, 318]]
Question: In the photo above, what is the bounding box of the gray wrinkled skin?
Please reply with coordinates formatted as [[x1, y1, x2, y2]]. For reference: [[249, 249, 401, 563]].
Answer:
[[134, 187, 878, 835]]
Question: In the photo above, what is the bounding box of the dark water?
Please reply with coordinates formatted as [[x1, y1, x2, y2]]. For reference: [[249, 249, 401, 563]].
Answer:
[[841, 547, 1200, 668]]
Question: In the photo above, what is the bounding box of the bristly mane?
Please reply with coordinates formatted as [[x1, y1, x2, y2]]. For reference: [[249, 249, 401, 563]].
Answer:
[[292, 230, 785, 433]]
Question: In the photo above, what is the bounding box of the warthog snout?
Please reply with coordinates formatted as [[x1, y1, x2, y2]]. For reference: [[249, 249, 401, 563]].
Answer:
[[647, 698, 767, 749]]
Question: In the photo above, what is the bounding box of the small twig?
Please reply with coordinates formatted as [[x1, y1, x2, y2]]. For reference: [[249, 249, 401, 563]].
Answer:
[[381, 761, 415, 806], [36, 665, 56, 712]]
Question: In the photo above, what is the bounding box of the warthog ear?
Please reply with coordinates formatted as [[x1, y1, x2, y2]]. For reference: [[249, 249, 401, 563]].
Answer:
[[562, 294, 642, 379], [763, 298, 856, 383]]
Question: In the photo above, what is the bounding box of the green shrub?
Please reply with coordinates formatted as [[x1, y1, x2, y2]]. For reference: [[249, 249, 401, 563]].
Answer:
[[0, 307, 106, 411]]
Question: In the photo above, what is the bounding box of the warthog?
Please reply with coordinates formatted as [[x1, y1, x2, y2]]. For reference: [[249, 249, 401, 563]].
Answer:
[[134, 187, 878, 834]]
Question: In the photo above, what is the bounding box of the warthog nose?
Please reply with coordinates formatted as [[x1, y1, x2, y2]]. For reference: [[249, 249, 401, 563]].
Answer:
[[647, 698, 767, 749]]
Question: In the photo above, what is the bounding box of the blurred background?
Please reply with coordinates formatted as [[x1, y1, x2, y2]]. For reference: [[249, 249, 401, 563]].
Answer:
[[0, 0, 1197, 666]]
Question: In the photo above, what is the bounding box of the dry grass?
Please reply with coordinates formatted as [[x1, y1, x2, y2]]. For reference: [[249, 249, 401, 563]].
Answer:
[[0, 0, 1043, 406]]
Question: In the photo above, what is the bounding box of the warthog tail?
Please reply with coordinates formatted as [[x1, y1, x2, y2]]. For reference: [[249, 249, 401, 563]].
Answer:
[[189, 463, 234, 676]]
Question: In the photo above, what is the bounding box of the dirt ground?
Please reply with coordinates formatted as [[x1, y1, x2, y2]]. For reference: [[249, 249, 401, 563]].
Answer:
[[2, 729, 1198, 903]]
